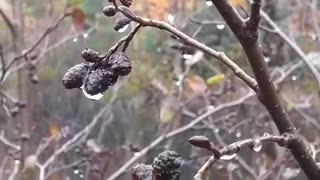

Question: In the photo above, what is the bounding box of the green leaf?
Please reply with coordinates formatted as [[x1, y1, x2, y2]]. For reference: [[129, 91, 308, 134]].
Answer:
[[206, 74, 225, 85]]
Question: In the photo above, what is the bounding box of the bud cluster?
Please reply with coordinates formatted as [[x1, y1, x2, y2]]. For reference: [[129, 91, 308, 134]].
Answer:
[[131, 151, 182, 180], [62, 49, 132, 95]]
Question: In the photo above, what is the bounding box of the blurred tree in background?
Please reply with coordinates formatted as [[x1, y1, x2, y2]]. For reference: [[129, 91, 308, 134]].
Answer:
[[0, 0, 320, 180]]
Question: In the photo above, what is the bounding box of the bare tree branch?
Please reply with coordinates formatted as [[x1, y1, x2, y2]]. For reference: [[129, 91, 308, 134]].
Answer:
[[260, 10, 320, 90], [107, 91, 255, 180], [0, 131, 20, 150], [117, 6, 259, 92], [193, 133, 295, 180], [0, 8, 17, 40], [0, 12, 71, 83], [209, 0, 320, 179]]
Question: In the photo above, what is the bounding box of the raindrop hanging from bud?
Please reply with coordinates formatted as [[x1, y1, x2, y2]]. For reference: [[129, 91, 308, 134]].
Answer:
[[113, 17, 131, 33], [216, 24, 225, 30], [81, 84, 104, 101], [206, 0, 213, 6], [220, 153, 236, 160], [249, 139, 262, 152]]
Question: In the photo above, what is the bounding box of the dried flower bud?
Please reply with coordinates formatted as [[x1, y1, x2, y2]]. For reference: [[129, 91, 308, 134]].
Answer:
[[84, 68, 118, 95], [81, 48, 101, 63], [107, 52, 132, 76], [152, 151, 181, 180], [131, 164, 153, 180], [15, 101, 27, 108], [103, 5, 117, 17], [113, 17, 131, 32], [28, 52, 38, 61], [10, 107, 19, 117], [119, 0, 132, 7], [188, 136, 212, 150], [62, 63, 89, 89]]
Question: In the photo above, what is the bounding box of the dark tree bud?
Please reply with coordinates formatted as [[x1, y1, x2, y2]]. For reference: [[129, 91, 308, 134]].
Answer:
[[108, 52, 132, 76], [188, 136, 212, 150], [113, 17, 131, 32], [10, 107, 19, 117], [81, 48, 101, 63], [84, 68, 118, 95], [119, 0, 133, 7], [15, 101, 27, 108], [103, 5, 117, 17], [131, 164, 153, 180], [152, 151, 182, 180], [28, 52, 38, 61], [62, 63, 89, 89]]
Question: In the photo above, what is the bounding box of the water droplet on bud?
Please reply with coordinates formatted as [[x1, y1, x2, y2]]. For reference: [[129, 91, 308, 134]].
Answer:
[[206, 1, 213, 6], [220, 153, 236, 160], [216, 24, 225, 30], [81, 85, 104, 100], [117, 24, 129, 33], [251, 139, 262, 152]]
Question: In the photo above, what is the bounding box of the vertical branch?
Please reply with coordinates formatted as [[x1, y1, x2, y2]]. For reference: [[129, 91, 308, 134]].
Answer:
[[210, 0, 320, 179]]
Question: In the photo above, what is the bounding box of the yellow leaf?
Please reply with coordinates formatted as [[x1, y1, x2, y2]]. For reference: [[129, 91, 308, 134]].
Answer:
[[231, 0, 247, 7], [206, 74, 225, 85], [49, 123, 61, 141]]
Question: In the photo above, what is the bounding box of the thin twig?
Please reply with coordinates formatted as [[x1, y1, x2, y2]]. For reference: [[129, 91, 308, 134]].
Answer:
[[106, 91, 255, 180], [260, 10, 320, 90], [0, 8, 17, 40], [1, 12, 71, 83], [193, 133, 295, 180], [117, 6, 259, 92], [0, 131, 20, 150]]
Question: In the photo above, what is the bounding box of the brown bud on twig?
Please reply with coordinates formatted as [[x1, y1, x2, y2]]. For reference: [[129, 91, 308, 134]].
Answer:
[[103, 5, 117, 17], [15, 101, 27, 108], [107, 52, 132, 76], [83, 68, 118, 95], [113, 17, 131, 32], [152, 151, 182, 180], [9, 107, 19, 117], [131, 164, 153, 180], [81, 48, 101, 63], [188, 136, 212, 150], [62, 63, 89, 89]]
